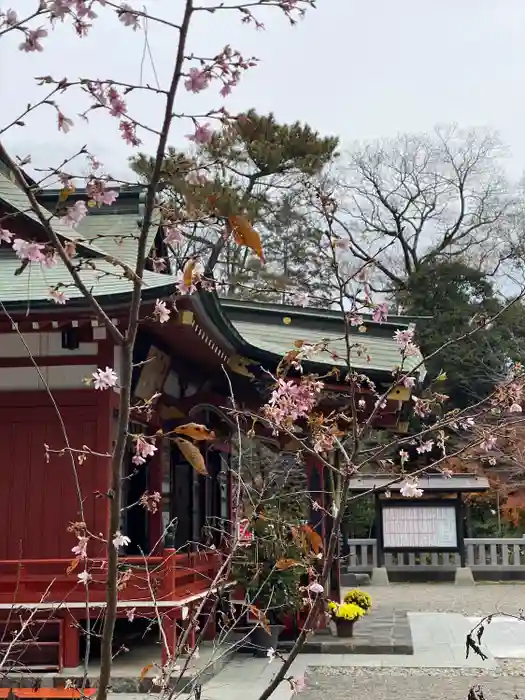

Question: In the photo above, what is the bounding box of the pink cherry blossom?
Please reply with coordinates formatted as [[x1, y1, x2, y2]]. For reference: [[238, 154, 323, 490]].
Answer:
[[57, 112, 74, 133], [49, 1, 75, 20], [416, 440, 434, 454], [402, 375, 416, 389], [154, 299, 170, 324], [12, 239, 45, 263], [3, 8, 18, 26], [119, 120, 141, 146], [394, 328, 415, 348], [185, 67, 210, 93], [72, 536, 88, 559], [400, 479, 423, 498], [87, 181, 119, 206], [108, 88, 127, 117], [372, 302, 388, 323], [19, 27, 47, 52], [480, 435, 497, 451], [102, 189, 118, 205], [92, 367, 118, 390], [307, 582, 324, 594], [347, 313, 364, 327], [49, 288, 69, 305], [264, 377, 323, 431], [411, 396, 430, 418], [187, 123, 214, 145], [152, 257, 167, 273], [64, 200, 88, 228], [118, 3, 140, 30], [164, 227, 183, 245], [0, 228, 13, 243], [133, 436, 157, 463]]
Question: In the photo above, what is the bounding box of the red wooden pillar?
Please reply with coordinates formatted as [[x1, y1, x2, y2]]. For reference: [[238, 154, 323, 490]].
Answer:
[[62, 611, 80, 669], [305, 453, 341, 610]]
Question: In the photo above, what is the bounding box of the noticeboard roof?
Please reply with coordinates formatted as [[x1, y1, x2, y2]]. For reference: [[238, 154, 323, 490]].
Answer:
[[347, 473, 490, 493]]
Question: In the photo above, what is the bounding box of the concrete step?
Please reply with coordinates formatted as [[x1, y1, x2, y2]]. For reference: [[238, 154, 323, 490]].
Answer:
[[1, 642, 237, 694]]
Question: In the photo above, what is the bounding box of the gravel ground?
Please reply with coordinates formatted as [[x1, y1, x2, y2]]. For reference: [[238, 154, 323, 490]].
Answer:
[[304, 585, 525, 699], [358, 583, 525, 616], [302, 666, 525, 700]]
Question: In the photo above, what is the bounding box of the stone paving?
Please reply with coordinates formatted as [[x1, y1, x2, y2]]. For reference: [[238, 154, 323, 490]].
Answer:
[[293, 609, 413, 655], [104, 584, 525, 700], [357, 583, 525, 615]]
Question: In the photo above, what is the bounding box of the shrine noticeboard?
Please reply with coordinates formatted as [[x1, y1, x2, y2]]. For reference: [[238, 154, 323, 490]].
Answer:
[[381, 503, 458, 550]]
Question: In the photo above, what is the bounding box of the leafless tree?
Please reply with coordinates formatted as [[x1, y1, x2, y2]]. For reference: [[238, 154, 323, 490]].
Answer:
[[330, 125, 514, 292]]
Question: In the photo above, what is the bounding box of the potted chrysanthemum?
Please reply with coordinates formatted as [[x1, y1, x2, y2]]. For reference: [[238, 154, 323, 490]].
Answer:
[[327, 600, 366, 637]]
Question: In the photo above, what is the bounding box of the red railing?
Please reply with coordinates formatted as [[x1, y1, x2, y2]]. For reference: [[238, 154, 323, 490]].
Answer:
[[0, 551, 221, 606]]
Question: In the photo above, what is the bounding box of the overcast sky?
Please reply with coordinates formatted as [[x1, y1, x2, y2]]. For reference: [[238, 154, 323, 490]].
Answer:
[[3, 0, 525, 182]]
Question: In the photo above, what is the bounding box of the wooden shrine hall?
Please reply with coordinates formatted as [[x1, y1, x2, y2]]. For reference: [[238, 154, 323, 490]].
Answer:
[[0, 166, 425, 671]]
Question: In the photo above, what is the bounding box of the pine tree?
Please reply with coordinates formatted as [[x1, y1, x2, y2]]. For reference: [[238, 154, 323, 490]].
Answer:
[[129, 110, 338, 303]]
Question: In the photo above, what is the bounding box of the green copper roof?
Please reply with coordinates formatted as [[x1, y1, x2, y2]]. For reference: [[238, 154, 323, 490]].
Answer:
[[0, 172, 173, 307], [0, 172, 160, 263], [0, 170, 104, 255], [37, 187, 161, 264], [0, 249, 175, 305], [230, 318, 424, 376], [200, 296, 427, 379]]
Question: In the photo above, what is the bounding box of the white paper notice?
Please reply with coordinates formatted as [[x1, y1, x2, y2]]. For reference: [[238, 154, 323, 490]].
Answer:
[[382, 505, 458, 549]]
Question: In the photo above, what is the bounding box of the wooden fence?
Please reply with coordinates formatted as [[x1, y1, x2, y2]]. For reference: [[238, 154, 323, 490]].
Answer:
[[345, 538, 525, 574]]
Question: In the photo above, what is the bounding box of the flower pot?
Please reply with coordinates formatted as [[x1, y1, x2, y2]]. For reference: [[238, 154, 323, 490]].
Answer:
[[250, 624, 285, 657], [335, 619, 355, 638]]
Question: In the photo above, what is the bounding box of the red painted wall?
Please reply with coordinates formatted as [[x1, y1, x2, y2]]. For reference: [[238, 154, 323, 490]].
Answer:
[[0, 391, 110, 560]]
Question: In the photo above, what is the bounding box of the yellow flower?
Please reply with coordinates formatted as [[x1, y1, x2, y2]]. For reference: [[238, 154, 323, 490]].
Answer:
[[331, 602, 365, 622], [343, 589, 372, 613]]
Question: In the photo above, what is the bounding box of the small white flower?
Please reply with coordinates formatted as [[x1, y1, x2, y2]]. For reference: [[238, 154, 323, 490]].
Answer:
[[331, 503, 339, 517], [311, 501, 320, 511], [510, 403, 522, 413], [181, 605, 189, 620], [77, 570, 92, 585], [126, 607, 136, 622], [308, 582, 324, 594], [112, 531, 131, 549], [267, 646, 275, 663], [400, 480, 423, 498], [91, 367, 118, 390]]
